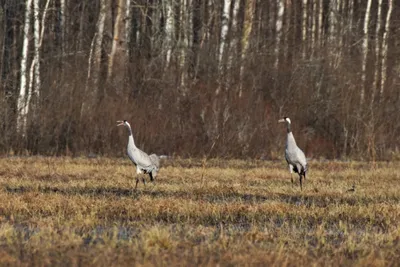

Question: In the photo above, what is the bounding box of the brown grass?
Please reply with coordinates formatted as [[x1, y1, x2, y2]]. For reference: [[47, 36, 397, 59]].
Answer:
[[0, 157, 399, 266]]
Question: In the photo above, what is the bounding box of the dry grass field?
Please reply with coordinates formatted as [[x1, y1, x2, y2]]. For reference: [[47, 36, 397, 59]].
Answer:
[[0, 157, 399, 266]]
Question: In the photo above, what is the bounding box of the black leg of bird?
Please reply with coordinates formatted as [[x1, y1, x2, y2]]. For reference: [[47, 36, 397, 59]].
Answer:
[[299, 175, 303, 191], [142, 176, 146, 187], [135, 177, 139, 190]]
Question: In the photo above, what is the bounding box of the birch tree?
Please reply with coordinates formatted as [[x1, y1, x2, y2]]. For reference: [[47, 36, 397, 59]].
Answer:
[[227, 0, 241, 85], [239, 0, 255, 97], [380, 0, 393, 99], [360, 0, 372, 107], [17, 0, 33, 136], [125, 0, 132, 60], [107, 0, 127, 91], [371, 0, 383, 105], [301, 0, 307, 58], [274, 0, 284, 71], [163, 0, 175, 71], [60, 0, 66, 55], [216, 0, 232, 94]]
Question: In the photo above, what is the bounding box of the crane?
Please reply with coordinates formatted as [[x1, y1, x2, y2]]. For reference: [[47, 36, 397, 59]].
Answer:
[[117, 120, 160, 190], [278, 117, 308, 190]]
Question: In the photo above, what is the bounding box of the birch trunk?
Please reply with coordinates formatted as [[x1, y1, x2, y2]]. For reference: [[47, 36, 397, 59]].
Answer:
[[371, 0, 383, 105], [81, 0, 109, 118], [216, 0, 232, 94], [17, 0, 33, 136], [227, 0, 241, 79], [179, 0, 189, 92], [360, 0, 372, 107], [238, 0, 255, 97], [274, 0, 284, 71], [380, 0, 393, 99], [164, 0, 175, 70], [60, 0, 66, 55], [318, 0, 323, 48], [310, 0, 317, 58], [107, 0, 127, 91], [301, 0, 307, 58], [283, 0, 291, 61], [218, 0, 231, 64], [125, 0, 132, 60]]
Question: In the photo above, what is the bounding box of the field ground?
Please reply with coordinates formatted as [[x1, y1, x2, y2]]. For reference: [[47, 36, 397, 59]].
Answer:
[[0, 157, 399, 266]]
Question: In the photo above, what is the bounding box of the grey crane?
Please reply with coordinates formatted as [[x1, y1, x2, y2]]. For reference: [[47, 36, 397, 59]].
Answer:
[[278, 117, 308, 190], [117, 120, 160, 190]]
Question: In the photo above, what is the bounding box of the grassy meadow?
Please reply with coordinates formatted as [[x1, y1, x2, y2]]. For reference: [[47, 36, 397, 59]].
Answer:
[[0, 157, 399, 266]]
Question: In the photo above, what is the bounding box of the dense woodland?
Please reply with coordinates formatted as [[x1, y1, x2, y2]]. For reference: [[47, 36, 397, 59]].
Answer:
[[0, 0, 399, 159]]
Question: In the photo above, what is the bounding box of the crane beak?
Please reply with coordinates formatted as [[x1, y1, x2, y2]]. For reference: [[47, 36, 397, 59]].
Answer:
[[117, 121, 124, 126], [278, 119, 285, 123]]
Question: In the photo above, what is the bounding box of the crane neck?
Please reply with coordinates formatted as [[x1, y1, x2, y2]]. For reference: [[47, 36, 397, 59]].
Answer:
[[126, 126, 136, 147], [286, 122, 292, 133]]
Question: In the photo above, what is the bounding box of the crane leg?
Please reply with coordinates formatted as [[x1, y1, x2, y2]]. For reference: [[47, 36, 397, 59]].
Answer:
[[135, 177, 139, 190], [142, 176, 146, 187], [299, 175, 303, 191], [290, 173, 294, 184]]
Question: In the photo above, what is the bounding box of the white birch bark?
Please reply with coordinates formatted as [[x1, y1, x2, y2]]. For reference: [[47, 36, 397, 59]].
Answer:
[[360, 0, 372, 107], [238, 0, 255, 97], [81, 0, 108, 118], [218, 0, 232, 64], [125, 0, 132, 60], [328, 0, 337, 46], [301, 0, 307, 58], [227, 0, 241, 74], [107, 0, 127, 85], [31, 0, 41, 98], [283, 0, 291, 60], [17, 0, 33, 135], [380, 0, 393, 98], [347, 0, 354, 53], [372, 0, 383, 103], [60, 0, 66, 55], [310, 0, 317, 58], [179, 0, 189, 91], [318, 0, 323, 47], [92, 0, 108, 90], [164, 0, 175, 70], [216, 0, 232, 94], [274, 0, 284, 70]]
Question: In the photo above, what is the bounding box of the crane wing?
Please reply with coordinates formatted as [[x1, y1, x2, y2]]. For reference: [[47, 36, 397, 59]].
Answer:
[[149, 154, 160, 169], [133, 148, 154, 169]]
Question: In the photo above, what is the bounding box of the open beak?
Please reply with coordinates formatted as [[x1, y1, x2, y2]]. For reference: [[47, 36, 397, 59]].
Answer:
[[278, 119, 285, 123], [117, 120, 124, 126]]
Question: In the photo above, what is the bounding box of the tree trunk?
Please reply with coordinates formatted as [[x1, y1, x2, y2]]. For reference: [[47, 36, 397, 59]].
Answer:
[[107, 0, 127, 93], [371, 0, 383, 106], [81, 0, 109, 119], [227, 0, 241, 86], [60, 0, 66, 55], [380, 0, 393, 99], [125, 0, 132, 61], [301, 0, 307, 58], [216, 0, 232, 95], [239, 0, 255, 98], [164, 0, 175, 71], [360, 0, 372, 108], [274, 0, 284, 71], [17, 0, 33, 136]]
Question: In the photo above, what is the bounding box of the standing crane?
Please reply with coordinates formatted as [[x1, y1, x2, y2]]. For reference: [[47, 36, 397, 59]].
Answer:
[[117, 120, 160, 190], [278, 117, 308, 190]]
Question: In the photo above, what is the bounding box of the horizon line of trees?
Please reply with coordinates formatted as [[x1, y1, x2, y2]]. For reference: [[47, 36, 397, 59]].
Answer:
[[0, 0, 399, 160]]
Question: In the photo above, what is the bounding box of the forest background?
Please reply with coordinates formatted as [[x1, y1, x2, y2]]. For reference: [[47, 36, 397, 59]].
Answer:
[[0, 0, 399, 160]]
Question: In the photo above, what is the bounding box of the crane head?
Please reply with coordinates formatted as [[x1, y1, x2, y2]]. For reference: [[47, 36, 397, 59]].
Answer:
[[278, 117, 291, 124], [117, 120, 128, 127]]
